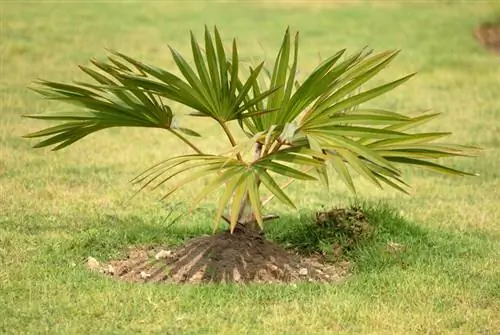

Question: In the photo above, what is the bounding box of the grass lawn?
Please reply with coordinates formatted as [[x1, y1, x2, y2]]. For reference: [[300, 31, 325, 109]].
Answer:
[[1, 1, 499, 333]]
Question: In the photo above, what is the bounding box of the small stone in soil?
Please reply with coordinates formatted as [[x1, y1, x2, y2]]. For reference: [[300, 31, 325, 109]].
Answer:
[[155, 249, 173, 260], [284, 264, 294, 273], [106, 265, 115, 275], [233, 268, 242, 282], [86, 257, 100, 271], [299, 268, 308, 276], [140, 271, 151, 279]]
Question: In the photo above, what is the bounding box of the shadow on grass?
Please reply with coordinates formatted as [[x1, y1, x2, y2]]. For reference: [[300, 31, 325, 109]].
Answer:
[[51, 201, 496, 281], [266, 201, 495, 274], [65, 211, 215, 260]]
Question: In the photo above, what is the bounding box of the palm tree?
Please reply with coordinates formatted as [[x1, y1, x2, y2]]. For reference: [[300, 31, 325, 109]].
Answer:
[[25, 27, 478, 237]]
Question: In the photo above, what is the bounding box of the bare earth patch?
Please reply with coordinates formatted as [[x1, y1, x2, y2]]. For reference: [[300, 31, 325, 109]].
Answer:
[[257, 0, 398, 10], [87, 230, 350, 284], [475, 23, 500, 54]]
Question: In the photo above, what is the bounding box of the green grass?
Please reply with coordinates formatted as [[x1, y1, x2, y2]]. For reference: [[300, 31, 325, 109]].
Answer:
[[1, 1, 499, 334]]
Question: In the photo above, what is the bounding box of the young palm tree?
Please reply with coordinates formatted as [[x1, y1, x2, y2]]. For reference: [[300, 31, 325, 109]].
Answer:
[[25, 27, 478, 237]]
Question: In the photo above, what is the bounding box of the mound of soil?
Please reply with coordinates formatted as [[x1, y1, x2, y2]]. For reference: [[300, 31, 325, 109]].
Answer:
[[88, 229, 349, 284], [475, 23, 500, 54]]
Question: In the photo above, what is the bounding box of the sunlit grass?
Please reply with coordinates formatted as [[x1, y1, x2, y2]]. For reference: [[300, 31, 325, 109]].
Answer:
[[1, 1, 499, 334]]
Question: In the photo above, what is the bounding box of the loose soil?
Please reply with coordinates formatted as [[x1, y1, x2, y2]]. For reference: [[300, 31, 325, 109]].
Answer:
[[475, 23, 500, 54], [89, 229, 350, 284]]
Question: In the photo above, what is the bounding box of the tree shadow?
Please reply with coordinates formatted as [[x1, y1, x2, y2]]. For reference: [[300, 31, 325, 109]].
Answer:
[[63, 202, 496, 283]]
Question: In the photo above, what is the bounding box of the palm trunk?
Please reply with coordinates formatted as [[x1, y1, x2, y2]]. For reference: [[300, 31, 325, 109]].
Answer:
[[223, 193, 279, 235], [236, 142, 263, 233], [234, 195, 259, 233], [223, 142, 280, 235]]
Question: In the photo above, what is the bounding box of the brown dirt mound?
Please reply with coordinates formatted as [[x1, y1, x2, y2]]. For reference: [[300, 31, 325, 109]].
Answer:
[[88, 230, 349, 284], [475, 23, 500, 54]]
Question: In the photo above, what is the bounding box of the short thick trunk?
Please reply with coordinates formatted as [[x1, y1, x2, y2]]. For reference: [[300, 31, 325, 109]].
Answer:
[[221, 212, 279, 236], [232, 221, 262, 235], [222, 142, 280, 235]]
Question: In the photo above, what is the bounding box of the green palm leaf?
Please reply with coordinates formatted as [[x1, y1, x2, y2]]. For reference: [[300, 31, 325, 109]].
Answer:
[[24, 77, 187, 150], [24, 26, 480, 232]]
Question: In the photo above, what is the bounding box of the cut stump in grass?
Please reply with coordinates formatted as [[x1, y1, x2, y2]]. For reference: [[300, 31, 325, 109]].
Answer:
[[87, 229, 350, 284], [475, 23, 500, 54]]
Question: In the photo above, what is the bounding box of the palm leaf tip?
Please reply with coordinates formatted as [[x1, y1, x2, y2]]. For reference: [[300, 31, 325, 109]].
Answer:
[[22, 62, 199, 150], [22, 26, 481, 219]]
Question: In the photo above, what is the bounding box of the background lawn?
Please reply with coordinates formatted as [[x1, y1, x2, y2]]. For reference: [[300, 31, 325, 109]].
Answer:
[[1, 1, 499, 334]]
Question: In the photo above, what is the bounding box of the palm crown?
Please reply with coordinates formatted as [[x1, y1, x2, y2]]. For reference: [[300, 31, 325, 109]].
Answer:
[[24, 27, 478, 232]]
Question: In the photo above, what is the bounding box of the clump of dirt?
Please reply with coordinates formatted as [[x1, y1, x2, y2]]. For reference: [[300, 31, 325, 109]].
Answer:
[[314, 206, 374, 259], [88, 229, 350, 284], [475, 23, 500, 54], [316, 207, 374, 246]]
